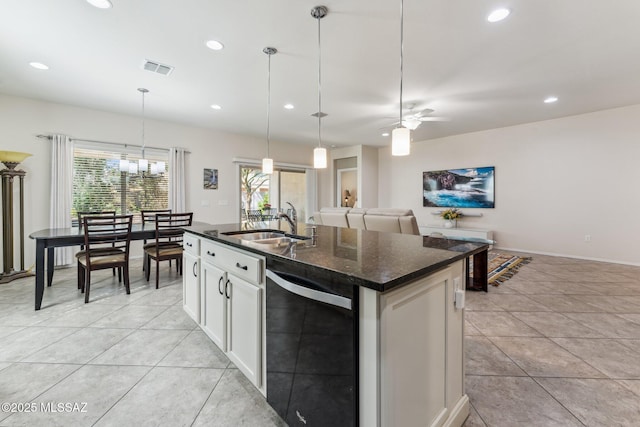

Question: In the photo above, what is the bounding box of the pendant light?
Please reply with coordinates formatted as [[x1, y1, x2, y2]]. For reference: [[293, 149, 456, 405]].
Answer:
[[392, 0, 410, 156], [311, 6, 328, 169], [262, 47, 277, 174], [138, 88, 150, 172]]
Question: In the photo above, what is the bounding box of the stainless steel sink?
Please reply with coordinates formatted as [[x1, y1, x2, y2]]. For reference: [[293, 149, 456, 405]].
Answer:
[[222, 230, 286, 241]]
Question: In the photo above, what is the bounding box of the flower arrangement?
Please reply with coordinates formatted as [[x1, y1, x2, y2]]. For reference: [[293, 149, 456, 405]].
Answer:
[[440, 208, 462, 220]]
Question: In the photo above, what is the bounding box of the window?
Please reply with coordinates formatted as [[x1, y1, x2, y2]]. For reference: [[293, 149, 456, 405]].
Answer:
[[72, 144, 169, 222], [240, 165, 307, 223]]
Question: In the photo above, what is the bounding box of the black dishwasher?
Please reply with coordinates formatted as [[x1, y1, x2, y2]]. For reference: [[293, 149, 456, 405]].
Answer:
[[265, 268, 358, 426]]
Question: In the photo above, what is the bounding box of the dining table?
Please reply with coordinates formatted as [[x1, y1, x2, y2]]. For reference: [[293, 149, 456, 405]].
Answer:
[[29, 222, 201, 310]]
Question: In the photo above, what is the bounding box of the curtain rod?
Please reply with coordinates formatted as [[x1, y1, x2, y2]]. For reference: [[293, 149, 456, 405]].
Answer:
[[36, 134, 191, 154]]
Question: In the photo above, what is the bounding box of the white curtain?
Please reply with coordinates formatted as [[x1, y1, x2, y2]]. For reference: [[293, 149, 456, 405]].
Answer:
[[50, 134, 74, 266], [168, 147, 186, 212]]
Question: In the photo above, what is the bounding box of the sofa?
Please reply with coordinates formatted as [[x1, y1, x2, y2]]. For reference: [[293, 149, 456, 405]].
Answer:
[[312, 207, 420, 235]]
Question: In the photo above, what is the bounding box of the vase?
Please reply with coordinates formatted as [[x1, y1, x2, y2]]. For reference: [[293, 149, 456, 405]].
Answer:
[[444, 219, 456, 229]]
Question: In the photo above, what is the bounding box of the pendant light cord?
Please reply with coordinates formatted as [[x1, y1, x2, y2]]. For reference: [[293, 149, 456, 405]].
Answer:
[[267, 52, 271, 158], [317, 13, 322, 148], [399, 0, 404, 125]]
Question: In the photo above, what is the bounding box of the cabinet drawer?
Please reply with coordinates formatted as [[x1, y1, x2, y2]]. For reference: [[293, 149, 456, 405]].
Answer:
[[201, 240, 263, 285], [183, 233, 200, 256]]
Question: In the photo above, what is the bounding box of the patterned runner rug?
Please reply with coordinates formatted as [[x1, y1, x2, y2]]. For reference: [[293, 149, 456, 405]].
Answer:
[[471, 252, 533, 286]]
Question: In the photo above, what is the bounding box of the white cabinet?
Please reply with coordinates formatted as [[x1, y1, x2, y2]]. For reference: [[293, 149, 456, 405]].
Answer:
[[183, 233, 201, 323], [198, 237, 264, 389]]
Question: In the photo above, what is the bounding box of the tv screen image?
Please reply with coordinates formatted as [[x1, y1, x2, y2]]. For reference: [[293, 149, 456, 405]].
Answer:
[[423, 166, 495, 208]]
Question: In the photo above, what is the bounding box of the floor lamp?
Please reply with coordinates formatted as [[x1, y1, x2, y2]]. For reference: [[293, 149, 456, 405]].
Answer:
[[0, 151, 33, 284]]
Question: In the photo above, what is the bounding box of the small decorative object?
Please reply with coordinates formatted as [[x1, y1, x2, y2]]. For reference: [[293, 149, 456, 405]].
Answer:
[[440, 208, 461, 228], [203, 168, 218, 189]]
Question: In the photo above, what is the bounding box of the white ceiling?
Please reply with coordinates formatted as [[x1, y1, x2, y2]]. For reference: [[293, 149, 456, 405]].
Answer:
[[2, 0, 640, 148]]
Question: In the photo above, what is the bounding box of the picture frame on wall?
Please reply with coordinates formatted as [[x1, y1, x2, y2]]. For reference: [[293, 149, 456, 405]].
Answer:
[[423, 166, 494, 208], [204, 168, 218, 190]]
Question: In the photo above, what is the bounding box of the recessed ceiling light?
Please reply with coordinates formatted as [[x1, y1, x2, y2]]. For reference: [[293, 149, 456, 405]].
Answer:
[[210, 104, 222, 110], [544, 96, 558, 104], [206, 40, 224, 51], [86, 0, 113, 9], [487, 8, 510, 23], [284, 104, 295, 110], [382, 132, 390, 137], [29, 62, 49, 70]]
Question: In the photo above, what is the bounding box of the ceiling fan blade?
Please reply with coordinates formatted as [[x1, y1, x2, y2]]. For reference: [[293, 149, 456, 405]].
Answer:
[[418, 116, 450, 122]]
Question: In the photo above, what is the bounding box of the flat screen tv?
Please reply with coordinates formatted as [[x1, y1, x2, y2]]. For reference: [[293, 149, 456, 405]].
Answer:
[[423, 166, 495, 208]]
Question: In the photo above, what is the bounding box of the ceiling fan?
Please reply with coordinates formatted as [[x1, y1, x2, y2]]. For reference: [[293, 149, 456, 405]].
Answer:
[[386, 104, 449, 130]]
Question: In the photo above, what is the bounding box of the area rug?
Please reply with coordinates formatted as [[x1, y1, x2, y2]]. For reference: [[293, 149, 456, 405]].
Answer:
[[471, 252, 533, 286]]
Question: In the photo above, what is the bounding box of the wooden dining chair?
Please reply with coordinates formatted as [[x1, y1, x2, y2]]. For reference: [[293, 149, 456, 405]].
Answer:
[[144, 212, 193, 289], [140, 209, 172, 271], [75, 211, 120, 288], [77, 214, 133, 303]]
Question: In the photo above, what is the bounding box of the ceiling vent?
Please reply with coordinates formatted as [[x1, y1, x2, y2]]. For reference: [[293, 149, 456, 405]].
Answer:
[[142, 59, 174, 76]]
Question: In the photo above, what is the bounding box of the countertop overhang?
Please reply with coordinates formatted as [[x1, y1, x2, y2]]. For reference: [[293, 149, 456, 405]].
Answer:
[[184, 222, 489, 293]]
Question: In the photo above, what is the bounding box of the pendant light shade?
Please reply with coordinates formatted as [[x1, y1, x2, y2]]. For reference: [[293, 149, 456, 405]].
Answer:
[[312, 6, 328, 169], [313, 147, 327, 169], [392, 0, 411, 156], [119, 159, 129, 172], [262, 47, 277, 174], [392, 127, 410, 156]]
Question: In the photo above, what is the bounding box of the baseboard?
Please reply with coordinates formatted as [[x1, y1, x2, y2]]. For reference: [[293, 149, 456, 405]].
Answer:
[[494, 246, 640, 267], [443, 394, 470, 427]]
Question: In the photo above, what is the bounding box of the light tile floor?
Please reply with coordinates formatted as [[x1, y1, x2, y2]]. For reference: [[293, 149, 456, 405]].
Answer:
[[463, 252, 640, 427], [0, 259, 284, 427], [1, 254, 639, 426]]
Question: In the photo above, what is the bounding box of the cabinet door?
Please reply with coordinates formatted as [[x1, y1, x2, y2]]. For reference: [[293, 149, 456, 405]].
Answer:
[[201, 261, 227, 351], [183, 252, 200, 323], [227, 273, 262, 387]]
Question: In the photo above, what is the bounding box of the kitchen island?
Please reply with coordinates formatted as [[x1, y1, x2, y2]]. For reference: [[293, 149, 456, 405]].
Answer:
[[182, 222, 488, 427]]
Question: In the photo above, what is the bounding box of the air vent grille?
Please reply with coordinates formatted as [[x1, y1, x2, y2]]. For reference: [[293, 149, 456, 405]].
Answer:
[[142, 59, 174, 76]]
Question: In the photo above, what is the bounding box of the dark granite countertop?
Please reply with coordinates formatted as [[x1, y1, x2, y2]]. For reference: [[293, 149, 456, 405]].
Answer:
[[183, 222, 489, 293]]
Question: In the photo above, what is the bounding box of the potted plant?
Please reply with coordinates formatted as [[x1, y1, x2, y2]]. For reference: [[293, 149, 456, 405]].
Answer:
[[440, 208, 462, 228]]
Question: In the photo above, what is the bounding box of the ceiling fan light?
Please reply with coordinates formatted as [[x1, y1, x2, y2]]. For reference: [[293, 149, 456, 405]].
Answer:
[[314, 147, 327, 169], [262, 157, 274, 174], [392, 127, 411, 156], [402, 119, 421, 130]]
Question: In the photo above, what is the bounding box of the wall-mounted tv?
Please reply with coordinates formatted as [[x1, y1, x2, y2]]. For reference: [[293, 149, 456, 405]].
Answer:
[[423, 166, 495, 208]]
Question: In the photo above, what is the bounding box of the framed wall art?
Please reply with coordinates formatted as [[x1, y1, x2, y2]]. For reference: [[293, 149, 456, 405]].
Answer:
[[204, 168, 218, 190], [423, 166, 494, 208]]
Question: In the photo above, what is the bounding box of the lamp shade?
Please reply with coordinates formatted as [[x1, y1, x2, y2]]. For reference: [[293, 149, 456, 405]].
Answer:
[[262, 157, 273, 174], [138, 158, 148, 171], [150, 163, 158, 175], [128, 161, 138, 174], [313, 147, 327, 169], [392, 127, 411, 156], [119, 159, 129, 172], [0, 151, 31, 163], [156, 161, 165, 173]]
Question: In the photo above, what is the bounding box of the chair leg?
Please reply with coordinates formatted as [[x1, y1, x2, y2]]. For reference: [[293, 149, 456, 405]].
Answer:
[[77, 261, 83, 290], [118, 267, 122, 283], [179, 258, 183, 275], [84, 269, 91, 303], [155, 259, 160, 289], [145, 256, 151, 281], [112, 267, 116, 277], [123, 264, 131, 294]]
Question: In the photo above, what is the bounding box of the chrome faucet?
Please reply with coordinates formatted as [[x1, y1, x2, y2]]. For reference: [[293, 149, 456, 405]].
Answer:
[[278, 202, 297, 234]]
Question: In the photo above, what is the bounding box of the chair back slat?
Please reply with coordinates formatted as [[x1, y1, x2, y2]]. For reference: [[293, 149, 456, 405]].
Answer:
[[154, 213, 193, 246], [83, 215, 133, 255], [140, 209, 172, 225]]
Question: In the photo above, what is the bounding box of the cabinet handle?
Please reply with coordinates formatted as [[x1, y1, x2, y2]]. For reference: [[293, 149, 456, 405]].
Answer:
[[193, 262, 198, 277], [224, 279, 231, 299], [235, 262, 248, 271], [186, 242, 193, 247], [218, 276, 224, 295], [206, 250, 215, 257]]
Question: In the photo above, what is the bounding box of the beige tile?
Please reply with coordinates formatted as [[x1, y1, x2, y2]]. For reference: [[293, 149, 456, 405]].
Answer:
[[465, 336, 526, 376], [140, 305, 198, 330], [536, 378, 640, 427], [617, 380, 640, 397], [462, 403, 487, 427], [564, 313, 640, 338], [0, 327, 79, 362], [88, 304, 168, 328], [490, 337, 605, 378], [466, 375, 582, 427], [486, 294, 552, 312], [95, 366, 223, 427], [0, 363, 80, 408], [89, 329, 189, 366], [159, 330, 230, 368], [464, 293, 505, 312], [465, 312, 542, 337], [617, 339, 640, 354], [511, 311, 604, 338], [465, 320, 482, 336], [528, 295, 602, 312], [571, 295, 640, 313], [552, 338, 640, 378]]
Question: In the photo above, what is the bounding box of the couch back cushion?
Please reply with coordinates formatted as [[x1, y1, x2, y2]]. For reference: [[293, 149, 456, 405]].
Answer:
[[319, 207, 350, 228], [346, 208, 367, 230]]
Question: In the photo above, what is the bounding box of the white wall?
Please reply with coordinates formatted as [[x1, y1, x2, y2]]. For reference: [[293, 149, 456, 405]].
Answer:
[[0, 94, 313, 268], [378, 104, 640, 265]]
